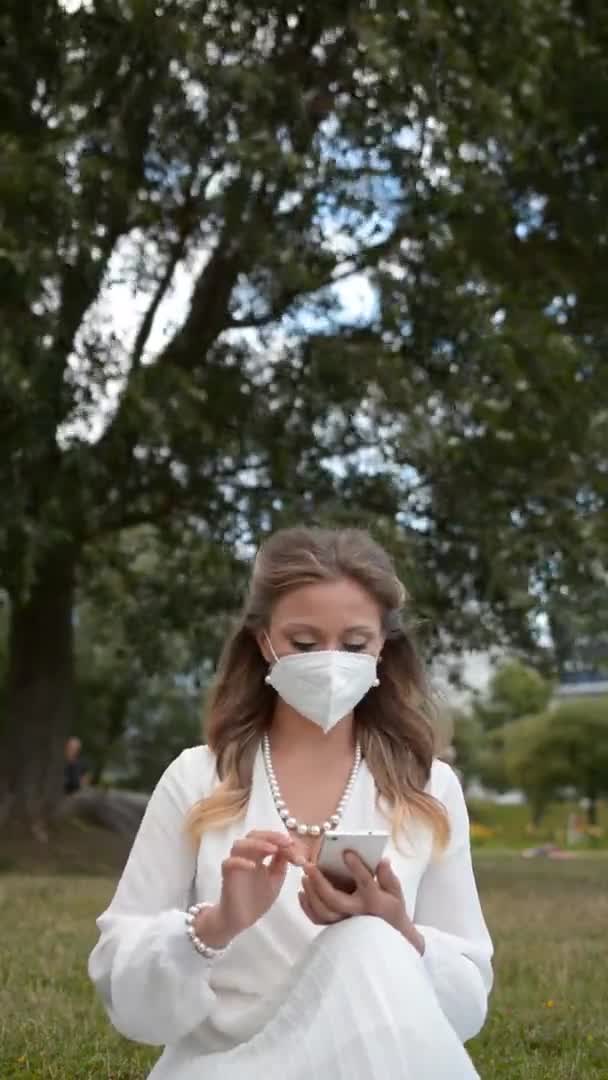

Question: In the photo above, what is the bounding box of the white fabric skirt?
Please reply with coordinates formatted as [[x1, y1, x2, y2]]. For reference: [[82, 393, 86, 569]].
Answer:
[[149, 917, 480, 1079]]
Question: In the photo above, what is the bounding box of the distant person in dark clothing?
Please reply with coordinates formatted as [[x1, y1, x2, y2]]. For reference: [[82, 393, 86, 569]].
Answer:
[[64, 736, 92, 795]]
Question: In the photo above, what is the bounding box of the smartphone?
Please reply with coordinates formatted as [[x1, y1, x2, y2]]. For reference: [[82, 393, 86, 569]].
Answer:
[[316, 830, 389, 891]]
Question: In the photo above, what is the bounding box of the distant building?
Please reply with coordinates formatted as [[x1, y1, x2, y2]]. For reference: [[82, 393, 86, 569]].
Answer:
[[553, 672, 608, 701]]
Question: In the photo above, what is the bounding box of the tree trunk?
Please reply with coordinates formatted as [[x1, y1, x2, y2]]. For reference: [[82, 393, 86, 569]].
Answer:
[[0, 548, 77, 831], [530, 793, 547, 828], [586, 792, 598, 827], [92, 682, 133, 785]]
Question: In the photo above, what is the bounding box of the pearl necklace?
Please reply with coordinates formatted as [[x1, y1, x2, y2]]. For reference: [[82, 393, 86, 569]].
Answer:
[[262, 732, 362, 837]]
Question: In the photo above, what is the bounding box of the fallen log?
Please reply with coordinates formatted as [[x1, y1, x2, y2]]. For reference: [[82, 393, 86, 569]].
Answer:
[[56, 787, 149, 840]]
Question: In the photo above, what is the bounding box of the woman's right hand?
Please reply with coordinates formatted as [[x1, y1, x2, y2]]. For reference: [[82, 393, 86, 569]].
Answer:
[[196, 831, 302, 948]]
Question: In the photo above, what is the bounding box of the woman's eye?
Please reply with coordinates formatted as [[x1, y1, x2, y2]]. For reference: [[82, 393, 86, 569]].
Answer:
[[292, 641, 316, 651], [344, 643, 366, 652]]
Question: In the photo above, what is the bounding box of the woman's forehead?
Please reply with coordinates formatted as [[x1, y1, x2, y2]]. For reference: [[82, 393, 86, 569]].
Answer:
[[270, 578, 382, 628]]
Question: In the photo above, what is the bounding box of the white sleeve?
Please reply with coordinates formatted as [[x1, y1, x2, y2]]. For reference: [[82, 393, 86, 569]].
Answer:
[[413, 764, 494, 1042], [88, 748, 218, 1046]]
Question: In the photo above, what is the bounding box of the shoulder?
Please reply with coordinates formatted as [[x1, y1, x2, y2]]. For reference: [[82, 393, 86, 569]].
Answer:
[[426, 758, 470, 851], [426, 758, 464, 803], [159, 744, 219, 803]]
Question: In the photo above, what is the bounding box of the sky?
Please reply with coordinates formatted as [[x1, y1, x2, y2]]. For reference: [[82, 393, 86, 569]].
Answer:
[[432, 650, 495, 707]]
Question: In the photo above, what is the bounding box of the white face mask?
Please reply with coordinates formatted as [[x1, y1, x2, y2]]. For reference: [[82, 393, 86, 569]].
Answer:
[[263, 636, 380, 735]]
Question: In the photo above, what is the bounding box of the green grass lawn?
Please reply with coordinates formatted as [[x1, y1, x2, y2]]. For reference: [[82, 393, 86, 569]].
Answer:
[[1, 857, 607, 1079]]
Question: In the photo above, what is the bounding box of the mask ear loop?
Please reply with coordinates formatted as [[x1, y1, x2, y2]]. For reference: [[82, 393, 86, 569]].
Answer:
[[263, 631, 279, 684]]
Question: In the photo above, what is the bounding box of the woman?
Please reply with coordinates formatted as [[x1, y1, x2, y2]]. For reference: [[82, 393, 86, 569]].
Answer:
[[89, 527, 493, 1079]]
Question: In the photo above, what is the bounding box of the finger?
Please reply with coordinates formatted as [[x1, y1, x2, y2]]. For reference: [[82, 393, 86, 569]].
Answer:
[[246, 830, 294, 848], [231, 838, 281, 862], [304, 865, 358, 917], [299, 889, 339, 926], [261, 846, 304, 869], [222, 856, 257, 874], [267, 849, 291, 882], [343, 851, 376, 892], [298, 889, 325, 925], [301, 875, 343, 923], [376, 858, 403, 898], [240, 832, 303, 866]]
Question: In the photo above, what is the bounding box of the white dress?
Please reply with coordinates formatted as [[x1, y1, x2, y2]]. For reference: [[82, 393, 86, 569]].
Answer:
[[89, 745, 493, 1079]]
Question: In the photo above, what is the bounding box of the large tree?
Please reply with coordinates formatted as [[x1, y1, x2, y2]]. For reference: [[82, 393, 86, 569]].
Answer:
[[502, 699, 608, 826], [474, 660, 553, 733], [453, 659, 553, 792], [2, 1, 607, 827]]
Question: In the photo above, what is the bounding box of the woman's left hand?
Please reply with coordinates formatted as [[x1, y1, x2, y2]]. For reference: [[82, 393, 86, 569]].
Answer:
[[299, 854, 425, 955]]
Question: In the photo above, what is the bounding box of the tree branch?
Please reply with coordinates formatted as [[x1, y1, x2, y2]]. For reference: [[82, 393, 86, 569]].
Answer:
[[130, 233, 189, 375], [87, 24, 365, 530], [223, 231, 421, 333]]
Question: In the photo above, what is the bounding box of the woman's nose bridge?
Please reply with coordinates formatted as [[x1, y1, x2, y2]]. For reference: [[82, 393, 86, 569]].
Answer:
[[324, 636, 344, 651]]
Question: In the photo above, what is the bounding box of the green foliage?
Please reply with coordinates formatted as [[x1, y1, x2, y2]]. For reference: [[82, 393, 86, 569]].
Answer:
[[478, 697, 608, 825], [1, 0, 607, 650], [550, 698, 608, 792], [456, 659, 554, 797], [476, 729, 513, 796], [451, 708, 484, 787], [109, 680, 202, 793], [548, 579, 608, 680], [3, 1, 608, 817], [0, 596, 7, 707], [475, 660, 553, 731], [458, 656, 608, 828], [501, 713, 567, 822], [72, 525, 242, 787]]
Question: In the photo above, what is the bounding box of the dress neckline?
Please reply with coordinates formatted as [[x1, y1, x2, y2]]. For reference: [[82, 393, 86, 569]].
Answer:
[[253, 738, 369, 843]]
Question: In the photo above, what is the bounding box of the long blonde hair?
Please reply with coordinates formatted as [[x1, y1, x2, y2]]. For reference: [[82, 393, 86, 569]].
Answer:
[[187, 527, 449, 849]]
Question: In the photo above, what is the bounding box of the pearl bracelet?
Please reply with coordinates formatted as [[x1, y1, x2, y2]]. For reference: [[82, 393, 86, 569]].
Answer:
[[185, 902, 231, 960]]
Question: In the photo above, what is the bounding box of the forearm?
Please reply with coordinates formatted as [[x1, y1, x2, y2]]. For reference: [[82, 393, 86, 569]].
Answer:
[[194, 903, 238, 950], [89, 908, 218, 1045]]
